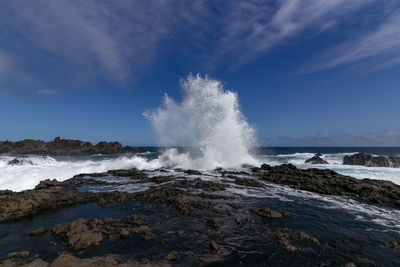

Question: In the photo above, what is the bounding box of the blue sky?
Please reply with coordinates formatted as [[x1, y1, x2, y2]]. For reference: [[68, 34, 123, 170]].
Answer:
[[0, 0, 399, 146]]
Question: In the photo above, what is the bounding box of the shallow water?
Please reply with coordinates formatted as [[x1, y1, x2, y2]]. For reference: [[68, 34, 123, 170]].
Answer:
[[1, 169, 400, 265]]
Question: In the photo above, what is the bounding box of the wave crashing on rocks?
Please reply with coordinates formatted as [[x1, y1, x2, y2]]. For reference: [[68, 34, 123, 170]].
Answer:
[[143, 74, 259, 170]]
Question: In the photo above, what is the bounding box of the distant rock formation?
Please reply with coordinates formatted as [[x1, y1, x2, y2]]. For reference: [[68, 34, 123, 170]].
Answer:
[[0, 137, 146, 156], [343, 153, 400, 168], [305, 153, 328, 164]]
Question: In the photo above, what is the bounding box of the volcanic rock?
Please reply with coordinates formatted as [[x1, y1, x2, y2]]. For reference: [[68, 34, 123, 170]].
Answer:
[[305, 153, 328, 164], [0, 181, 96, 222], [343, 153, 400, 168], [7, 158, 33, 166], [255, 163, 400, 207], [250, 207, 291, 218], [29, 228, 48, 237], [49, 215, 147, 250], [0, 137, 146, 156]]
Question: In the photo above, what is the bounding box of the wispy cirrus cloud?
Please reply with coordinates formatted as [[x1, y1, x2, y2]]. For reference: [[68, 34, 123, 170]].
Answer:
[[266, 129, 400, 147], [1, 0, 176, 81], [0, 0, 398, 100], [213, 0, 378, 68], [303, 10, 400, 74]]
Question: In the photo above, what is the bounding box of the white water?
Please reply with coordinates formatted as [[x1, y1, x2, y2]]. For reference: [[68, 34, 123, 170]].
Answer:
[[0, 155, 147, 191], [1, 151, 400, 192], [257, 152, 400, 185], [144, 74, 259, 169], [1, 75, 400, 191]]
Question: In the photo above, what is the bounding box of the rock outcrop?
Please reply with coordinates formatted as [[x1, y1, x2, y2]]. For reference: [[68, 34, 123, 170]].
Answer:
[[305, 153, 328, 164], [48, 215, 148, 250], [1, 165, 400, 266], [0, 137, 146, 156], [343, 153, 400, 168], [254, 163, 400, 206]]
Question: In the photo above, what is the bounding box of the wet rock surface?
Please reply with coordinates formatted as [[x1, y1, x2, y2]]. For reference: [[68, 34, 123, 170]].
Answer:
[[250, 207, 292, 218], [305, 153, 328, 164], [0, 137, 146, 156], [1, 164, 400, 266], [343, 152, 400, 168], [49, 215, 148, 250], [254, 163, 400, 206]]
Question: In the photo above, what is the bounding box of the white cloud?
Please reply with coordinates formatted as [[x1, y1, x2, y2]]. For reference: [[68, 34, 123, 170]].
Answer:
[[0, 0, 397, 94], [212, 0, 377, 68], [302, 10, 400, 73], [2, 0, 177, 81]]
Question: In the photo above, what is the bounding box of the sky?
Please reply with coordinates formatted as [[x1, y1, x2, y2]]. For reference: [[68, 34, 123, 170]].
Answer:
[[0, 0, 399, 146]]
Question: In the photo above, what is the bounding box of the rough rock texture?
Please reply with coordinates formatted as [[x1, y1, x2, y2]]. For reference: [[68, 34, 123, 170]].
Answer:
[[254, 163, 400, 206], [49, 215, 147, 250], [305, 153, 328, 164], [0, 178, 137, 222], [7, 158, 33, 166], [250, 207, 292, 218], [1, 165, 400, 266], [343, 152, 400, 168], [0, 179, 95, 222], [0, 252, 171, 267], [0, 137, 146, 156], [0, 251, 49, 267], [50, 253, 171, 267]]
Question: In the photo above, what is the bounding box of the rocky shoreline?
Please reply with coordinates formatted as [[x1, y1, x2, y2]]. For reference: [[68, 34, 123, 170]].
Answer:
[[1, 164, 400, 266], [0, 137, 146, 156], [343, 152, 400, 168]]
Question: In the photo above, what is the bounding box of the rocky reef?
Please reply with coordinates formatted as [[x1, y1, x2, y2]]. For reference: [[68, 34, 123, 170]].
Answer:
[[343, 152, 400, 168], [0, 137, 146, 156], [1, 164, 400, 266], [305, 153, 328, 164]]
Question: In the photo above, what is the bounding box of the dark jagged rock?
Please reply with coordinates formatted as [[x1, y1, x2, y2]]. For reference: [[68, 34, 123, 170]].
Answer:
[[0, 178, 138, 223], [231, 176, 264, 187], [0, 180, 96, 222], [255, 163, 400, 206], [7, 158, 33, 166], [250, 207, 292, 218], [184, 169, 203, 175], [276, 228, 320, 251], [343, 152, 400, 168], [29, 228, 48, 237], [0, 137, 146, 156], [305, 153, 328, 164]]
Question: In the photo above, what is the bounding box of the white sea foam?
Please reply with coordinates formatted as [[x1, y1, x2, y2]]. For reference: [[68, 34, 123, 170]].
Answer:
[[0, 155, 148, 191], [143, 74, 259, 170], [256, 152, 400, 185]]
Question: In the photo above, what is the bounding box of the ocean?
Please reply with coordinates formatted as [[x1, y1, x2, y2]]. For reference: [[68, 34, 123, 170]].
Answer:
[[1, 147, 400, 192]]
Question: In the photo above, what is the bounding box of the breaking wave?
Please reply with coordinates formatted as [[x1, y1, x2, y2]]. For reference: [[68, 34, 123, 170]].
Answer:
[[143, 74, 259, 169]]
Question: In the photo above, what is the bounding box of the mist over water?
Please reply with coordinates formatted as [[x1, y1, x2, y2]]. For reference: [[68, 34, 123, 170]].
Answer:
[[144, 74, 259, 169]]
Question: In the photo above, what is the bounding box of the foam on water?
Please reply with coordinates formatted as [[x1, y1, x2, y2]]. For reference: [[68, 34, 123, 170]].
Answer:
[[256, 152, 400, 185], [0, 154, 150, 191]]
